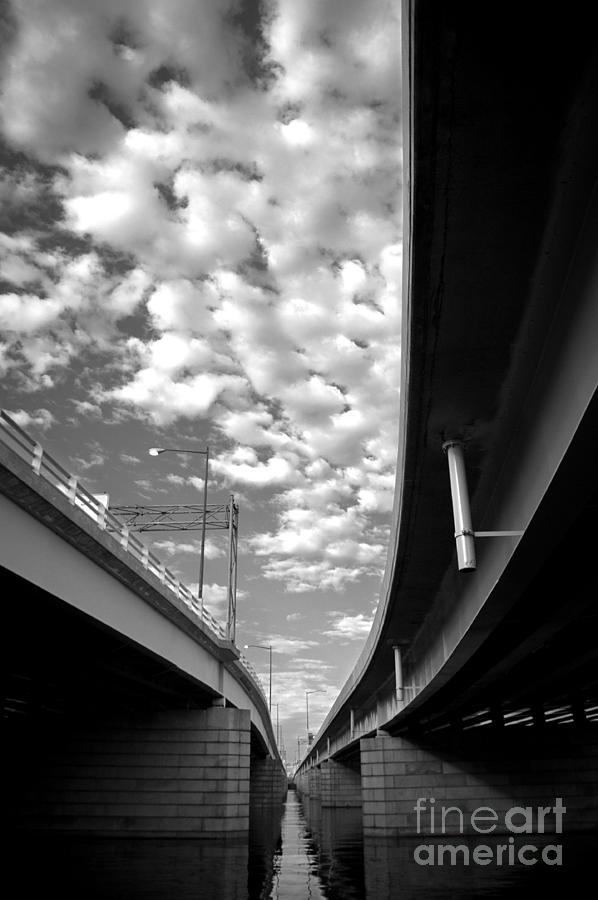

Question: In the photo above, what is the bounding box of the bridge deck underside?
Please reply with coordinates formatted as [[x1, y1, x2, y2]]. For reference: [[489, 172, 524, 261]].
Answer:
[[3, 566, 218, 725], [300, 1, 598, 768]]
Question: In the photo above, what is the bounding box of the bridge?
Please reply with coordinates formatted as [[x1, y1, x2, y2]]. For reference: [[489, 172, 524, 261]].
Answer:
[[295, 0, 598, 838], [1, 411, 286, 838]]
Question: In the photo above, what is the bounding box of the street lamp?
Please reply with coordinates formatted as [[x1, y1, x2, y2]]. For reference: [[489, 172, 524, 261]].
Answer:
[[306, 689, 326, 741], [244, 643, 272, 712], [147, 445, 209, 603], [296, 735, 308, 766]]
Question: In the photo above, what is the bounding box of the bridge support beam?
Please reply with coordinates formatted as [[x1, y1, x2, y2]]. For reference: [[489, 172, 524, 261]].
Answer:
[[11, 707, 252, 837], [360, 726, 598, 836]]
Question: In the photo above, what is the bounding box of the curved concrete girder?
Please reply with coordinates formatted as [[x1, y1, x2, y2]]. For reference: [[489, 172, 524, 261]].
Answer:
[[299, 0, 598, 769], [0, 444, 280, 760]]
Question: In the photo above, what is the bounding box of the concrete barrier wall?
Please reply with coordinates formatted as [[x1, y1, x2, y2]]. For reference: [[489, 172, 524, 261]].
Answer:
[[360, 725, 598, 836], [13, 707, 252, 837]]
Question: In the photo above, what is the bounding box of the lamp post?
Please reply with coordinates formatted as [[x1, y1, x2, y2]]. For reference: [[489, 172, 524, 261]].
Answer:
[[306, 689, 326, 742], [297, 735, 308, 765], [273, 702, 280, 747], [148, 445, 209, 604], [244, 643, 272, 712]]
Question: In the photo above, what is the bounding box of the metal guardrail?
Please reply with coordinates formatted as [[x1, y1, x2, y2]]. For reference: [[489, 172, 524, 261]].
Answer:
[[0, 410, 227, 636], [238, 654, 267, 697], [0, 409, 268, 701]]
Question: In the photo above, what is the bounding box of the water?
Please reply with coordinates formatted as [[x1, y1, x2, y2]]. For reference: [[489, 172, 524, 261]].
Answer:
[[296, 797, 365, 899], [299, 795, 598, 899], [8, 790, 597, 898], [267, 790, 327, 899], [359, 833, 598, 899]]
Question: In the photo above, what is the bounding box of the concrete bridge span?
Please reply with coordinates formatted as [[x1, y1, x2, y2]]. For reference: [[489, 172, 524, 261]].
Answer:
[[1, 414, 286, 837], [296, 0, 598, 838]]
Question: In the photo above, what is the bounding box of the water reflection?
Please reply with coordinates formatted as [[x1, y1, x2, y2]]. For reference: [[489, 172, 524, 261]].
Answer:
[[300, 796, 365, 900], [11, 833, 250, 899], [248, 795, 284, 897], [269, 789, 327, 899], [9, 796, 285, 900], [10, 790, 595, 897], [361, 833, 598, 899], [299, 792, 598, 899]]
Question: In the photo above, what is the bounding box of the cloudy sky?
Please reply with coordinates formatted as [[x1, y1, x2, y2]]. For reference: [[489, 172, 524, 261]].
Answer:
[[0, 0, 402, 762]]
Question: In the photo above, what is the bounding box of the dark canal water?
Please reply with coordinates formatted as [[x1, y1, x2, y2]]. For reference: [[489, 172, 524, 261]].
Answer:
[[10, 788, 597, 898]]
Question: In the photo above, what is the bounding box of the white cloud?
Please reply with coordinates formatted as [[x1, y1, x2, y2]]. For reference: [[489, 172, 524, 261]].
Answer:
[[258, 557, 371, 594], [250, 636, 319, 655], [146, 280, 221, 334], [6, 407, 56, 431], [0, 246, 156, 379], [280, 375, 346, 424], [143, 333, 215, 376], [106, 368, 248, 426], [279, 118, 314, 147], [152, 537, 224, 560], [215, 408, 296, 452], [108, 267, 151, 317], [0, 0, 402, 745], [0, 294, 63, 333], [0, 343, 11, 376], [200, 581, 247, 621], [1, 0, 255, 164], [250, 504, 380, 561], [291, 657, 333, 671], [271, 637, 319, 654], [323, 612, 374, 641], [72, 400, 103, 418], [71, 450, 106, 471], [267, 664, 335, 730], [210, 451, 302, 489], [120, 453, 140, 464]]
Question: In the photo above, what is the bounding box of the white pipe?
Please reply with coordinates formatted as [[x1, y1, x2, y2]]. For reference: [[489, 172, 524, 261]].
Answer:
[[442, 440, 477, 571], [393, 644, 404, 703]]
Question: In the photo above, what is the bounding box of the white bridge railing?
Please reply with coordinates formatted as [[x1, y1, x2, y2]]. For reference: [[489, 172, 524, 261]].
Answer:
[[0, 409, 266, 701]]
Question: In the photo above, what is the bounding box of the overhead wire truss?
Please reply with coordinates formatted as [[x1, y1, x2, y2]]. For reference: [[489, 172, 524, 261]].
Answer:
[[109, 499, 239, 643], [108, 502, 235, 533]]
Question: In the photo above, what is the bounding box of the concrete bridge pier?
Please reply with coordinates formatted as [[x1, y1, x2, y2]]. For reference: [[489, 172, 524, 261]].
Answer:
[[247, 755, 288, 896], [10, 706, 255, 838], [360, 725, 598, 837], [295, 725, 598, 840], [319, 757, 362, 808], [250, 755, 288, 807], [294, 764, 321, 817], [295, 755, 362, 812]]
